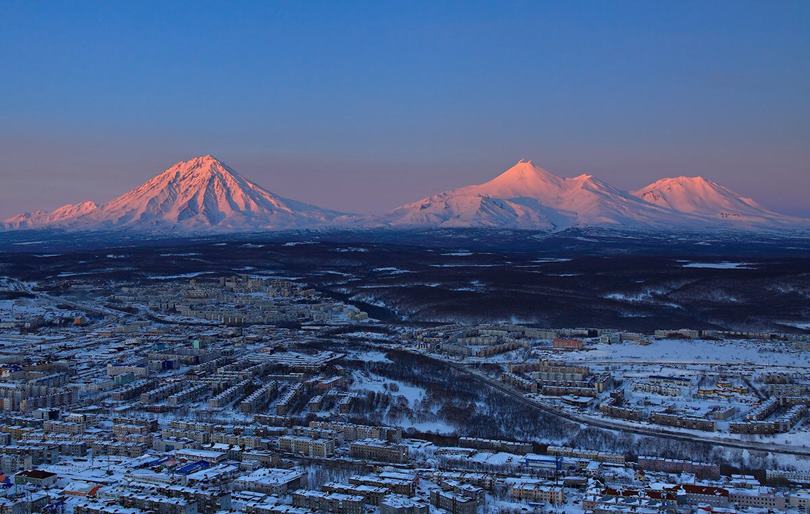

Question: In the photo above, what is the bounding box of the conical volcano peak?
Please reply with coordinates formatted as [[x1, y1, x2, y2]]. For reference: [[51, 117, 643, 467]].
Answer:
[[385, 159, 679, 230], [184, 153, 224, 165], [481, 159, 563, 194], [163, 154, 238, 178], [0, 155, 349, 233], [504, 159, 547, 174]]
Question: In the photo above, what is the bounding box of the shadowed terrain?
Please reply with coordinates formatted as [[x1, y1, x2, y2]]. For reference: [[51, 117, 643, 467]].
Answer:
[[1, 228, 808, 332]]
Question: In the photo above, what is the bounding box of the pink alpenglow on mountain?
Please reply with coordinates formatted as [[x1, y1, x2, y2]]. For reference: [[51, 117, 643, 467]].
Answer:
[[1, 155, 353, 233], [631, 176, 794, 225], [3, 156, 807, 234], [3, 200, 99, 230], [384, 160, 687, 231], [384, 160, 808, 231]]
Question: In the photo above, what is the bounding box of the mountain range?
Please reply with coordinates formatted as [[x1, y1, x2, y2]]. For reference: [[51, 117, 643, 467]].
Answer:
[[2, 155, 806, 234]]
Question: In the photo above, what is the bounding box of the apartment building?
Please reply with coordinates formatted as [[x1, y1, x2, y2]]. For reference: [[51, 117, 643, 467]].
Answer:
[[428, 489, 478, 514], [349, 439, 408, 464], [278, 435, 335, 458], [291, 489, 365, 514], [234, 467, 305, 495]]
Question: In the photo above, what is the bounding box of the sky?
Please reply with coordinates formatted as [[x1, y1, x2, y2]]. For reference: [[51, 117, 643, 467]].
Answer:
[[1, 0, 808, 217]]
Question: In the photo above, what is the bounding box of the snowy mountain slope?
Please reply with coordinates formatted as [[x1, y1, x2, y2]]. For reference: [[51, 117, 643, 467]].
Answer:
[[2, 155, 352, 233], [631, 176, 799, 227], [382, 160, 686, 230], [386, 191, 560, 230], [3, 156, 806, 234], [3, 201, 99, 230]]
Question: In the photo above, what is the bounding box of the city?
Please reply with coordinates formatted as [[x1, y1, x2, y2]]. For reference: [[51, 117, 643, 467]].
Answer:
[[1, 257, 809, 513], [2, 1, 809, 512]]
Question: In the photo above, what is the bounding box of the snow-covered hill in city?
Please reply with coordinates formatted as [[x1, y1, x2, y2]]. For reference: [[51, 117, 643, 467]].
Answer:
[[1, 155, 352, 233]]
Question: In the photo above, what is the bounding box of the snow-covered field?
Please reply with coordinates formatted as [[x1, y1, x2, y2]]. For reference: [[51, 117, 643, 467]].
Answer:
[[780, 321, 810, 330], [148, 271, 216, 280], [350, 370, 425, 403], [430, 263, 502, 268], [344, 349, 393, 362], [372, 267, 413, 274], [0, 297, 83, 321], [566, 338, 809, 367], [679, 260, 754, 269], [349, 369, 456, 434]]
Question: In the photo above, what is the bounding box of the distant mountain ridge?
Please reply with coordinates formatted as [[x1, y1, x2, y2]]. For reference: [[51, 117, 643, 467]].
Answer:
[[2, 155, 807, 234], [382, 160, 686, 230], [381, 160, 805, 231]]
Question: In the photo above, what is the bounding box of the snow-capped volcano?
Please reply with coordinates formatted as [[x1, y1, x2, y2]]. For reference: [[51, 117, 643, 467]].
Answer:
[[2, 155, 350, 233], [383, 160, 684, 230], [631, 176, 792, 225], [3, 155, 806, 234]]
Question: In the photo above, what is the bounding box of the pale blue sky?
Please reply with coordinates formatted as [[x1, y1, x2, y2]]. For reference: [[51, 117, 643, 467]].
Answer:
[[1, 1, 808, 216]]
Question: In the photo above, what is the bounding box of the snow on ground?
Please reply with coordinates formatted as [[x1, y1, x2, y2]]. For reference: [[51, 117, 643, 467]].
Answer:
[[565, 339, 810, 367], [57, 271, 99, 277], [430, 263, 502, 268], [372, 267, 413, 274], [350, 370, 425, 406], [41, 455, 130, 484], [149, 271, 216, 280], [349, 369, 456, 434], [0, 297, 82, 321], [453, 280, 485, 292], [603, 290, 680, 308], [403, 420, 456, 434], [319, 270, 353, 277], [341, 331, 394, 341], [345, 349, 393, 363], [780, 321, 810, 330], [245, 272, 304, 281], [605, 291, 653, 302], [469, 451, 525, 467], [358, 283, 441, 289], [679, 260, 754, 269], [335, 247, 368, 253]]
